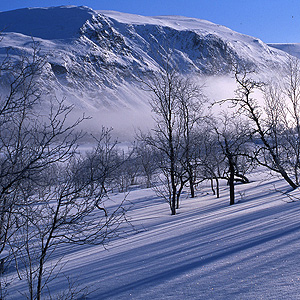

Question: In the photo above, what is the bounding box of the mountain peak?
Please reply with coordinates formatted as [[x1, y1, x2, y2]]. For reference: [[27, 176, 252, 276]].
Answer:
[[0, 6, 95, 40]]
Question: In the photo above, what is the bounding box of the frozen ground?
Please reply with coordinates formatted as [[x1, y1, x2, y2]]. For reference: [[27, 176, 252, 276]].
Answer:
[[8, 170, 300, 299]]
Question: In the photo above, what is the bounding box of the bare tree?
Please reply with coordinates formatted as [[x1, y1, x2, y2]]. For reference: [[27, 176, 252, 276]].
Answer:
[[213, 114, 252, 205], [225, 62, 298, 189], [12, 159, 127, 300], [258, 56, 300, 187], [0, 41, 48, 297], [75, 127, 120, 195], [3, 108, 130, 300], [135, 141, 159, 188], [195, 126, 225, 198], [137, 62, 184, 215], [176, 77, 204, 198], [137, 50, 204, 214], [281, 56, 300, 185], [0, 40, 129, 298]]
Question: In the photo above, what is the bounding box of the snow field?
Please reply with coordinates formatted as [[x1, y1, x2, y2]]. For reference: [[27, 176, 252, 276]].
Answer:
[[9, 170, 300, 299]]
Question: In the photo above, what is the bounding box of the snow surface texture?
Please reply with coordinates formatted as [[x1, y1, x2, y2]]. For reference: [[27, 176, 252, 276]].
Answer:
[[0, 6, 295, 138], [8, 171, 300, 299]]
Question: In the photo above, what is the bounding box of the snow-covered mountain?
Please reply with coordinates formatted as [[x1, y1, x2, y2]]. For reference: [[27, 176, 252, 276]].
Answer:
[[0, 6, 294, 136], [268, 43, 300, 59]]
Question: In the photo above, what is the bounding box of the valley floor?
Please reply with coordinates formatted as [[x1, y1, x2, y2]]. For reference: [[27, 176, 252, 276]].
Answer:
[[10, 171, 300, 299]]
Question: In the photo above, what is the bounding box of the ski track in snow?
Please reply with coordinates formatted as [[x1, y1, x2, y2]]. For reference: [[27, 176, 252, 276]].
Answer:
[[9, 171, 300, 299]]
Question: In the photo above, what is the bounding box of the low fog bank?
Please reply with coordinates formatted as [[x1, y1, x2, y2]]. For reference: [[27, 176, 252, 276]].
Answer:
[[80, 106, 155, 142], [63, 75, 239, 142], [53, 74, 264, 144], [203, 75, 237, 104]]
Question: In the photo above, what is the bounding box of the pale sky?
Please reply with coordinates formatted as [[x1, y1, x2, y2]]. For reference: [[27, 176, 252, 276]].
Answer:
[[0, 0, 299, 43]]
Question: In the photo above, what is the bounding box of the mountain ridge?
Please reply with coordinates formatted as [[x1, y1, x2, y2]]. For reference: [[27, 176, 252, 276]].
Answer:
[[0, 6, 296, 137], [268, 43, 300, 59]]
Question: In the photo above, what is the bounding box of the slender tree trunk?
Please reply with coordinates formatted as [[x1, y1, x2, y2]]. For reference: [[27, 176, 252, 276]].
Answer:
[[216, 177, 220, 198], [176, 176, 185, 209], [146, 175, 151, 188], [169, 122, 177, 215], [171, 193, 176, 215], [176, 191, 180, 210], [36, 199, 61, 300], [224, 138, 235, 205], [189, 175, 195, 198], [170, 162, 177, 214], [170, 167, 177, 215], [210, 178, 215, 195], [229, 160, 235, 205], [36, 257, 44, 300]]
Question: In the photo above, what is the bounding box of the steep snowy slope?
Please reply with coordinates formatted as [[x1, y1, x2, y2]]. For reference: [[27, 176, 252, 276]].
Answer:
[[0, 6, 293, 136], [98, 10, 287, 73]]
